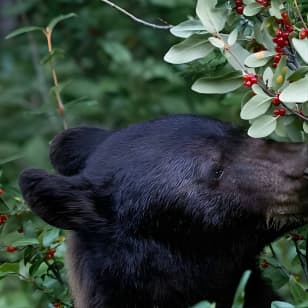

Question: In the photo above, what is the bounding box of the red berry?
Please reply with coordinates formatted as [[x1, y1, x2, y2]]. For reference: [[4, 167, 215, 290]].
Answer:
[[272, 93, 280, 105], [46, 248, 56, 260], [53, 302, 61, 308], [236, 6, 244, 14], [272, 62, 278, 68], [273, 54, 282, 62], [300, 29, 308, 39], [6, 245, 17, 253], [235, 0, 242, 4], [262, 259, 269, 269], [281, 11, 288, 20], [0, 214, 8, 225], [0, 188, 3, 196], [279, 108, 286, 116]]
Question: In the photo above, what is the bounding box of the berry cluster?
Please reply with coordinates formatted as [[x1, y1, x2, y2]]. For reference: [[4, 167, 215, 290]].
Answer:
[[6, 245, 17, 253], [255, 0, 270, 8], [299, 28, 308, 40], [234, 0, 244, 14], [272, 12, 294, 68], [243, 73, 258, 87], [273, 108, 286, 116], [0, 214, 8, 225], [46, 248, 57, 260]]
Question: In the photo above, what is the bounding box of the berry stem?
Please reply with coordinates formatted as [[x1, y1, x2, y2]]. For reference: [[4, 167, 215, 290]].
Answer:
[[269, 244, 290, 278], [257, 81, 308, 122]]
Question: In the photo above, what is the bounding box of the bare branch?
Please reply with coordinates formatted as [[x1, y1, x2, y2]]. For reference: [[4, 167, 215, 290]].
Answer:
[[101, 0, 173, 30]]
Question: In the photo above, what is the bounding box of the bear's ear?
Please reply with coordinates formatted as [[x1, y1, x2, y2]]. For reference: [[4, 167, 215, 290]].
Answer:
[[19, 168, 105, 230], [50, 127, 111, 176]]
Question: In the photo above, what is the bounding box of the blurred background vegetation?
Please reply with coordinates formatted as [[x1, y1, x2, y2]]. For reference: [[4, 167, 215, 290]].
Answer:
[[0, 0, 278, 307]]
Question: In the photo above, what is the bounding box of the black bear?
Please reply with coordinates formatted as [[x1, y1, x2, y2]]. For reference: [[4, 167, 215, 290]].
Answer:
[[19, 115, 308, 308]]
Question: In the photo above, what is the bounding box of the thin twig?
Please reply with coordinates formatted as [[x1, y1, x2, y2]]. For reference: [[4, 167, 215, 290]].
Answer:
[[293, 0, 307, 29], [293, 239, 308, 283], [269, 244, 290, 278], [43, 27, 68, 130], [101, 0, 172, 29], [44, 259, 64, 285]]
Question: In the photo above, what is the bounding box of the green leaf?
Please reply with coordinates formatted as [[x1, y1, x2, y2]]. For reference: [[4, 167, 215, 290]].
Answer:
[[164, 35, 214, 64], [10, 238, 39, 247], [0, 263, 19, 278], [208, 37, 225, 49], [226, 43, 250, 71], [192, 73, 242, 94], [5, 26, 43, 39], [287, 66, 308, 82], [47, 13, 76, 32], [304, 122, 308, 134], [271, 301, 295, 308], [228, 29, 238, 46], [288, 276, 308, 304], [280, 76, 308, 103], [263, 67, 273, 88], [42, 229, 60, 247], [196, 0, 227, 33], [0, 154, 23, 165], [269, 0, 283, 19], [243, 3, 261, 16], [245, 51, 275, 68], [191, 301, 216, 308], [248, 115, 277, 138], [231, 270, 251, 308], [170, 20, 206, 38], [272, 56, 287, 91], [240, 94, 271, 120], [292, 38, 308, 64]]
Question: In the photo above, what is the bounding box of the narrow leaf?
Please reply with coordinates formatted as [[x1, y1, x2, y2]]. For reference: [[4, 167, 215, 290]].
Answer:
[[208, 37, 225, 49], [280, 76, 308, 103], [287, 66, 308, 82], [288, 276, 308, 304], [271, 301, 295, 308], [243, 3, 261, 16], [231, 270, 251, 308], [245, 51, 275, 68], [164, 35, 214, 64], [5, 26, 43, 39], [240, 94, 271, 120], [292, 38, 308, 64], [248, 115, 277, 138], [228, 29, 238, 46], [196, 0, 227, 33], [192, 74, 242, 94], [0, 263, 19, 278], [170, 20, 206, 38], [47, 13, 76, 32]]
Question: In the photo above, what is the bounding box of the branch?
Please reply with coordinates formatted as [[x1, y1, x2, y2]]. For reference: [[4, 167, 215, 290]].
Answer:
[[101, 0, 172, 29]]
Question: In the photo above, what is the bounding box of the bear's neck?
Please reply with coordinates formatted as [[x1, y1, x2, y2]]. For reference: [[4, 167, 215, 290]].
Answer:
[[69, 228, 277, 308]]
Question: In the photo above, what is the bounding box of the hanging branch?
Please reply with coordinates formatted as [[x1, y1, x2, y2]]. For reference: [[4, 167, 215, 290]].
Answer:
[[101, 0, 173, 29]]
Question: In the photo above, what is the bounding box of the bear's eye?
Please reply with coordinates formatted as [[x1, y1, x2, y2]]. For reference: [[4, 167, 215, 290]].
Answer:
[[213, 168, 224, 180]]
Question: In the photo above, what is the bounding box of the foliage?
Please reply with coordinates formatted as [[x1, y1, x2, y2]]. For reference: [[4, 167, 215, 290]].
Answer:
[[165, 0, 308, 140], [0, 0, 308, 307]]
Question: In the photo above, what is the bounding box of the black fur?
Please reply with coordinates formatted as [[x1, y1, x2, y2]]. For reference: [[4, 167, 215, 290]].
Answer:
[[19, 115, 308, 308]]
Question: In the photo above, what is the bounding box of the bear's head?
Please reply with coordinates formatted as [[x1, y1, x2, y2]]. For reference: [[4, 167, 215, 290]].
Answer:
[[19, 115, 308, 244]]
